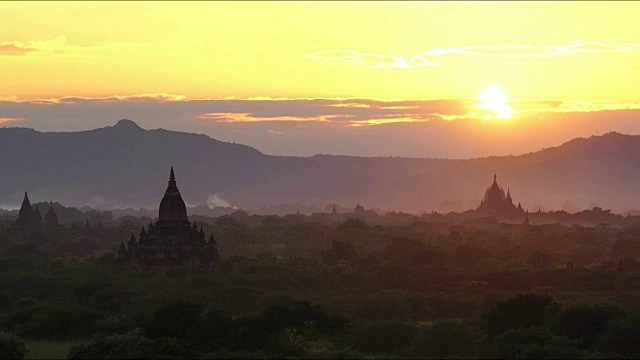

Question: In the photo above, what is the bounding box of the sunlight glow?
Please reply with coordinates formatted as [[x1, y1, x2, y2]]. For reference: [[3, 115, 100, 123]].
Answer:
[[475, 86, 514, 119]]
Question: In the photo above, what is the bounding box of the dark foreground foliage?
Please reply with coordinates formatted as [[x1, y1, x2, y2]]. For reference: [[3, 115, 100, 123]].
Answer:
[[3, 212, 640, 358], [0, 333, 27, 360]]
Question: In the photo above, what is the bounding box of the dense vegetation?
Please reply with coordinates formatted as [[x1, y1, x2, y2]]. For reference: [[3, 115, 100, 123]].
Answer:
[[2, 208, 640, 358]]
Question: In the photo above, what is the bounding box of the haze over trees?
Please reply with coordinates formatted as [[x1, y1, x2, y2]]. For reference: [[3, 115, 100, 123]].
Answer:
[[2, 119, 640, 213]]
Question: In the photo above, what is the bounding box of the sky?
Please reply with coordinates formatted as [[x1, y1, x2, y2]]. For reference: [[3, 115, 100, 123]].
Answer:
[[2, 1, 640, 158]]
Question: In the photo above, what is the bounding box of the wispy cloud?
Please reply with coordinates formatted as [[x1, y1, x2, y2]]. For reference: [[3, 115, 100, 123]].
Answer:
[[307, 39, 640, 68], [2, 93, 185, 104], [266, 130, 286, 135], [192, 98, 469, 126], [347, 117, 430, 127], [198, 112, 352, 123], [513, 99, 640, 113], [0, 43, 33, 56], [0, 36, 149, 58], [57, 93, 186, 103], [305, 50, 441, 69], [421, 40, 640, 58], [0, 118, 24, 125]]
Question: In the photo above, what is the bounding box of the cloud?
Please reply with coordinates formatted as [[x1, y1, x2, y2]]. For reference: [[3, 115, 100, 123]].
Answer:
[[2, 93, 640, 158], [512, 99, 640, 113], [421, 40, 640, 58], [347, 117, 431, 127], [327, 103, 372, 108], [85, 195, 127, 210], [0, 36, 150, 58], [198, 113, 352, 123], [0, 117, 24, 125], [206, 194, 233, 209], [2, 93, 186, 105], [307, 39, 640, 68], [58, 93, 187, 103], [3, 94, 640, 132], [0, 43, 35, 56], [194, 99, 468, 125], [305, 50, 441, 69]]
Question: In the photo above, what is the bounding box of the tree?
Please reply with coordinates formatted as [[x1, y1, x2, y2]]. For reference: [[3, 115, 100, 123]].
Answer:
[[452, 243, 490, 268], [596, 317, 640, 357], [375, 264, 411, 289], [527, 249, 553, 271], [322, 240, 358, 266], [410, 321, 474, 358], [0, 334, 27, 360], [142, 300, 205, 341], [190, 308, 234, 353], [482, 293, 561, 335], [16, 302, 102, 340], [477, 326, 586, 359], [554, 305, 628, 348], [68, 329, 192, 359], [349, 320, 417, 355], [234, 301, 346, 358]]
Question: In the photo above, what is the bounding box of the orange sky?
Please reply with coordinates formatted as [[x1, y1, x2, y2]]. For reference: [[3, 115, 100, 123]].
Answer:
[[1, 1, 640, 157]]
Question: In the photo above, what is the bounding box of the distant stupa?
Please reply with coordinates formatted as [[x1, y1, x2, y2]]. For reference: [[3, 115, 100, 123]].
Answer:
[[477, 173, 525, 218]]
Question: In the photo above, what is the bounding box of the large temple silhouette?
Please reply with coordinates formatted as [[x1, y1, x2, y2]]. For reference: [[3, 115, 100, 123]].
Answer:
[[118, 167, 220, 275], [477, 173, 525, 218]]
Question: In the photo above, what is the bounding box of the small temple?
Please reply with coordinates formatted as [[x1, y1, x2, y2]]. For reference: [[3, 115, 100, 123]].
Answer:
[[15, 193, 61, 231], [118, 167, 220, 275]]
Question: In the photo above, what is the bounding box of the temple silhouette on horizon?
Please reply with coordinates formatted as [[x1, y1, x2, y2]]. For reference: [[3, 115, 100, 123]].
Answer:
[[118, 167, 220, 275], [15, 192, 61, 231], [477, 173, 526, 219]]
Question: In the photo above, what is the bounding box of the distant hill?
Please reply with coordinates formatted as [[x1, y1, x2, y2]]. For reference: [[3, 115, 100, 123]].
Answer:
[[1, 119, 639, 213]]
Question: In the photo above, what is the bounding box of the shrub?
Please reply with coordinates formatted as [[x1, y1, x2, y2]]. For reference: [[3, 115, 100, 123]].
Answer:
[[554, 305, 628, 348], [477, 326, 585, 359], [0, 333, 27, 360], [348, 320, 417, 355], [67, 329, 192, 359], [409, 321, 474, 358], [482, 293, 561, 335], [16, 303, 102, 340]]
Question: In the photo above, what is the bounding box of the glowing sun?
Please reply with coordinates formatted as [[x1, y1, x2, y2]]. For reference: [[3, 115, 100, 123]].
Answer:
[[475, 86, 514, 119]]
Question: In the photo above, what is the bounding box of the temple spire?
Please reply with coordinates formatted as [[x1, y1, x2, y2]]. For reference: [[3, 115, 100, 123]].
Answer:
[[165, 166, 179, 195], [16, 191, 35, 229], [21, 192, 32, 209]]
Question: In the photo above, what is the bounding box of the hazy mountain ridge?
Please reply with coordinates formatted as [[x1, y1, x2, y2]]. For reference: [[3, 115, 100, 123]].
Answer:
[[1, 119, 638, 213]]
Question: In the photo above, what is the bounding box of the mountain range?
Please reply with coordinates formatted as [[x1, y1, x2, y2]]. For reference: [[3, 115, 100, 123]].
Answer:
[[1, 119, 639, 214]]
